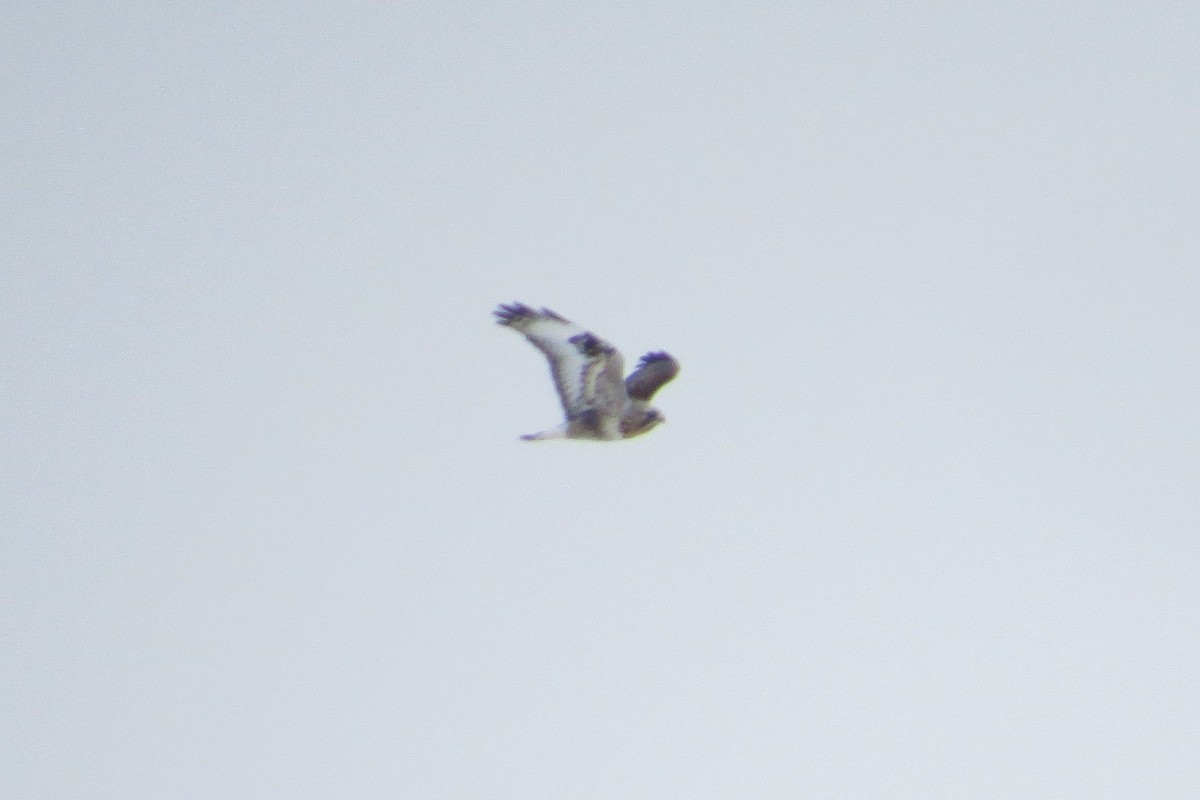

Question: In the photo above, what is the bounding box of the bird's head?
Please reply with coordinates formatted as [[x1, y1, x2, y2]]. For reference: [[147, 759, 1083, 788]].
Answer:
[[621, 406, 666, 438]]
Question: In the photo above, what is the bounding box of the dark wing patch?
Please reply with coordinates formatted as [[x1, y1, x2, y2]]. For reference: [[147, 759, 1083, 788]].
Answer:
[[624, 351, 679, 401], [569, 331, 613, 358]]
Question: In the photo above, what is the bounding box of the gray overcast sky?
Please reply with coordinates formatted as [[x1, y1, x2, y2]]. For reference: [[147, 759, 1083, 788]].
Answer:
[[4, 3, 1198, 797]]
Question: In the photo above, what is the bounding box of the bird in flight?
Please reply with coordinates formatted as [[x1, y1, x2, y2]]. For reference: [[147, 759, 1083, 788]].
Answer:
[[494, 302, 679, 441]]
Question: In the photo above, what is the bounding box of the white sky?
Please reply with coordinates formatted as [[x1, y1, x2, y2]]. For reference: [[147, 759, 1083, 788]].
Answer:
[[4, 3, 1199, 797]]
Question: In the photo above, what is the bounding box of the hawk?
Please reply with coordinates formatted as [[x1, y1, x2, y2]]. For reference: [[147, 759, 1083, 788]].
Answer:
[[494, 302, 679, 441]]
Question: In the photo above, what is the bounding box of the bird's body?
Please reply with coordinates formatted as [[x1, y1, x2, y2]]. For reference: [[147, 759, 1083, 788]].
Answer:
[[494, 303, 679, 441]]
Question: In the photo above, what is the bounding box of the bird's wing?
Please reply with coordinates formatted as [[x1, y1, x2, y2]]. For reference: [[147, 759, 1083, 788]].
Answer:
[[624, 351, 680, 401], [495, 303, 628, 419]]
